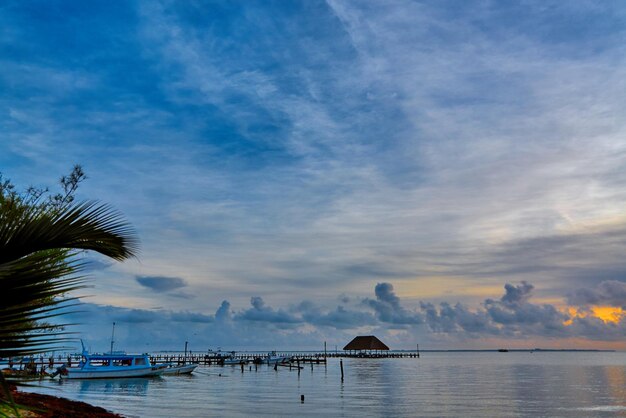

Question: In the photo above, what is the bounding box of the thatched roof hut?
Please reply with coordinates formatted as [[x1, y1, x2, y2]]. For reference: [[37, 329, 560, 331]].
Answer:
[[343, 335, 389, 351]]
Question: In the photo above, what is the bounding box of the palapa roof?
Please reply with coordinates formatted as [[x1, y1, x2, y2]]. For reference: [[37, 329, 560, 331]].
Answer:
[[343, 335, 389, 351]]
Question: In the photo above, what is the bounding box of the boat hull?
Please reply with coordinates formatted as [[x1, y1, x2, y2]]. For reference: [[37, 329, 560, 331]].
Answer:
[[267, 357, 289, 365], [64, 367, 164, 379], [161, 364, 198, 375]]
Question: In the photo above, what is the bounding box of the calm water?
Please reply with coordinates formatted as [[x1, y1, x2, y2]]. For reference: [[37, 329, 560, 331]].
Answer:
[[25, 352, 626, 417]]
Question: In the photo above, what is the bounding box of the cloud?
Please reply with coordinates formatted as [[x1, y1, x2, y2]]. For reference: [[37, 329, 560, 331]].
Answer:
[[295, 300, 377, 329], [499, 281, 534, 307], [421, 281, 570, 338], [421, 302, 497, 335], [136, 276, 188, 292], [3, 0, 626, 349], [215, 300, 232, 322], [568, 280, 626, 308], [365, 283, 423, 325], [53, 279, 626, 353], [236, 297, 301, 324]]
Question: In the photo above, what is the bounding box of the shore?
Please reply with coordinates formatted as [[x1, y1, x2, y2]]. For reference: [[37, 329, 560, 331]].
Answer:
[[5, 389, 123, 418]]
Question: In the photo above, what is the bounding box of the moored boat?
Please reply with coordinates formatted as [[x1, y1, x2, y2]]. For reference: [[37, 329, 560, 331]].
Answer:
[[222, 357, 248, 365], [160, 363, 198, 375], [56, 345, 166, 379], [266, 351, 290, 365]]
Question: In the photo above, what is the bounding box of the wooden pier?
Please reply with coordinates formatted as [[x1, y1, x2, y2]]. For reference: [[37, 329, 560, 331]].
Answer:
[[1, 350, 420, 376], [148, 350, 419, 366]]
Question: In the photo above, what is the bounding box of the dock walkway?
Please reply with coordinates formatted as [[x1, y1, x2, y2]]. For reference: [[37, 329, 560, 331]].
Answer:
[[1, 350, 419, 374]]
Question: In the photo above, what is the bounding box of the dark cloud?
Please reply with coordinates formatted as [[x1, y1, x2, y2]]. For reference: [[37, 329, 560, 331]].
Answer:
[[170, 311, 213, 323], [136, 276, 187, 292], [500, 281, 534, 306], [419, 281, 571, 338], [482, 282, 567, 336], [55, 280, 626, 351], [215, 300, 232, 322], [421, 302, 497, 335], [236, 296, 301, 324], [365, 283, 423, 325], [568, 280, 626, 308], [113, 308, 160, 324], [296, 301, 377, 329]]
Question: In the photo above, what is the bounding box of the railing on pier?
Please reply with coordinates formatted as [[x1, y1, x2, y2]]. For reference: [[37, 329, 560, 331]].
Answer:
[[147, 350, 419, 366]]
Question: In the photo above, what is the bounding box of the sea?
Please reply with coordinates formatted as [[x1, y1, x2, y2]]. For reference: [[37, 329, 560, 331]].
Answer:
[[24, 351, 626, 417]]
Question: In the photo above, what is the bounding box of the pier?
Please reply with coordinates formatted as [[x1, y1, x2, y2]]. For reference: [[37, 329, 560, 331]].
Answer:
[[1, 350, 420, 376], [147, 350, 419, 366]]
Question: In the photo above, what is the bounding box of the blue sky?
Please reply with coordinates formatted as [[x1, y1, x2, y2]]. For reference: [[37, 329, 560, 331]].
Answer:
[[2, 1, 626, 351]]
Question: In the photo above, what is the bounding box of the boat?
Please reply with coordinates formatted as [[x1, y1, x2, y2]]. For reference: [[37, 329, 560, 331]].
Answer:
[[223, 356, 248, 365], [160, 363, 198, 375], [156, 341, 199, 374], [266, 351, 290, 365], [220, 352, 248, 365], [55, 342, 166, 379]]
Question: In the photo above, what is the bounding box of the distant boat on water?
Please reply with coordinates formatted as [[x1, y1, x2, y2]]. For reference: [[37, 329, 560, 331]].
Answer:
[[498, 349, 509, 352]]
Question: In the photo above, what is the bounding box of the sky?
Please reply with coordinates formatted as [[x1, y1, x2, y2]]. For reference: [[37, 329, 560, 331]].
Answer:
[[2, 0, 626, 352]]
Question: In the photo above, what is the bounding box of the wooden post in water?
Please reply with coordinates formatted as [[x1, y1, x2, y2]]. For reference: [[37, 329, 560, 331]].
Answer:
[[340, 359, 344, 381], [416, 343, 420, 358], [110, 322, 116, 354], [241, 363, 244, 373]]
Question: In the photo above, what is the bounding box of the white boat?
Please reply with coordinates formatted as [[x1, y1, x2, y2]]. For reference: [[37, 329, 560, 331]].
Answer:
[[219, 351, 248, 365], [57, 346, 166, 379], [160, 363, 198, 375], [266, 351, 290, 365], [223, 357, 247, 365]]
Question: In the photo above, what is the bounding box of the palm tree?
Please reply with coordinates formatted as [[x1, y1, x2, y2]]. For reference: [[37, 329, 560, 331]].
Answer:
[[0, 199, 138, 416]]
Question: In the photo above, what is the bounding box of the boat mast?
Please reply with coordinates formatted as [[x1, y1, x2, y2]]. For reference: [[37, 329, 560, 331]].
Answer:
[[110, 322, 116, 354]]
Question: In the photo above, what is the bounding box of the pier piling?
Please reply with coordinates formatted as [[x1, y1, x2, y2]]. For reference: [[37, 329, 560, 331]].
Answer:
[[340, 359, 344, 381]]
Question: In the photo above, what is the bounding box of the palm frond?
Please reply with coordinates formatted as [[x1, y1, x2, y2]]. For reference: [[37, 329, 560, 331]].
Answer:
[[0, 201, 139, 264], [0, 200, 139, 358]]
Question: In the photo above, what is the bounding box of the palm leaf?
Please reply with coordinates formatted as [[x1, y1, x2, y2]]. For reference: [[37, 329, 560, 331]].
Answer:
[[0, 200, 138, 358]]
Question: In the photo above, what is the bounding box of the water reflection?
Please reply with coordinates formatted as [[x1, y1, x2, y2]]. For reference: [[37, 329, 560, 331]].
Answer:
[[83, 377, 153, 396], [56, 377, 155, 396], [22, 353, 626, 417]]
